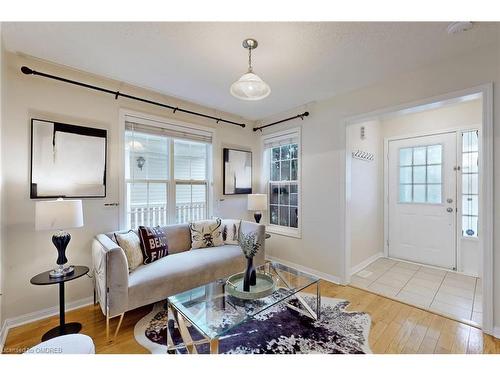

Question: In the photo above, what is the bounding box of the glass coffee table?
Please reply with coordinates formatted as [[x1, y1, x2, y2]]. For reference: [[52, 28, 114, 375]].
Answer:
[[166, 261, 321, 354]]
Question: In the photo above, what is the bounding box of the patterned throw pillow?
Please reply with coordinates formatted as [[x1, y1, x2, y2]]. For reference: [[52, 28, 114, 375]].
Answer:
[[138, 226, 169, 264], [114, 230, 144, 271], [220, 219, 241, 245], [189, 218, 224, 249]]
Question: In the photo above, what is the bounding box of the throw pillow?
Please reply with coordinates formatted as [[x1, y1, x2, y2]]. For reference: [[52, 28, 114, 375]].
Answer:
[[138, 226, 169, 264], [189, 218, 224, 249], [114, 231, 143, 272], [220, 219, 241, 245]]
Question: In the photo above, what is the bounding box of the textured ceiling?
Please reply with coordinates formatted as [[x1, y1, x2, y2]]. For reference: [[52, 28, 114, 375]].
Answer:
[[3, 22, 499, 120]]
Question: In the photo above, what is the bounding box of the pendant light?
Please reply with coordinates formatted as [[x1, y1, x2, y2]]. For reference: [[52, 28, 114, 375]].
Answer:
[[230, 38, 271, 101]]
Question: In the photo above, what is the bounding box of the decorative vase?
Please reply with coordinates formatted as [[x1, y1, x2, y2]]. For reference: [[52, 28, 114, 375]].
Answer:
[[243, 256, 257, 292]]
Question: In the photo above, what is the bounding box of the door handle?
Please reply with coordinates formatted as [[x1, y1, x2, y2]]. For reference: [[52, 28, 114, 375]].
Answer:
[[446, 198, 453, 204], [446, 207, 454, 213]]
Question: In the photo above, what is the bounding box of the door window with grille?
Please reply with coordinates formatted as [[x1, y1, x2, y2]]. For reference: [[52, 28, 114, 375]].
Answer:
[[398, 144, 442, 204], [462, 130, 479, 238]]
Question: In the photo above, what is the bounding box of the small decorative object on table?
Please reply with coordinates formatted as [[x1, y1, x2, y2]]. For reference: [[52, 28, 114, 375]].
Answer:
[[238, 231, 261, 292]]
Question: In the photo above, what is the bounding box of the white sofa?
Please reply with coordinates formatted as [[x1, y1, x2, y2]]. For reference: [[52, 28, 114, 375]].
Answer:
[[91, 220, 265, 340]]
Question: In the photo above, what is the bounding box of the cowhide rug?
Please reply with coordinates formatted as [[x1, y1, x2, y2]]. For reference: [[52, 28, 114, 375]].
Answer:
[[134, 294, 372, 354]]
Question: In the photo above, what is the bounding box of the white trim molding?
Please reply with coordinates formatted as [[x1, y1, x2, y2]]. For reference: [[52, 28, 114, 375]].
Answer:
[[260, 127, 302, 239], [350, 252, 384, 276], [266, 255, 341, 285], [0, 296, 93, 352], [343, 83, 494, 335]]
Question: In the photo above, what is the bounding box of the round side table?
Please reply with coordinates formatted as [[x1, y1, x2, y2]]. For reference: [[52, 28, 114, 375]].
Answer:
[[30, 265, 89, 342]]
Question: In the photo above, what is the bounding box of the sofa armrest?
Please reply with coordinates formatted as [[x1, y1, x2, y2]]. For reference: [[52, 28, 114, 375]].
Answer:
[[239, 220, 266, 266], [92, 234, 129, 317]]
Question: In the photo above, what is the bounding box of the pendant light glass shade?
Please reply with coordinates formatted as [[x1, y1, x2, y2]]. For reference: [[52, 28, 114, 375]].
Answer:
[[230, 72, 271, 101]]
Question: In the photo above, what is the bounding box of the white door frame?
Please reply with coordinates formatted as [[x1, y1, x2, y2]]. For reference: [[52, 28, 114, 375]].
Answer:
[[342, 83, 493, 335]]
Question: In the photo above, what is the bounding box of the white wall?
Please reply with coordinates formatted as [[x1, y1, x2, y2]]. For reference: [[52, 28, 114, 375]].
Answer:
[[381, 98, 482, 276], [260, 42, 500, 330], [1, 52, 258, 321], [0, 22, 4, 329], [348, 120, 384, 271]]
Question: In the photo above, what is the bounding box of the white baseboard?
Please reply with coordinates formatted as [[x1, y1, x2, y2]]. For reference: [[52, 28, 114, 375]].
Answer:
[[0, 319, 8, 353], [0, 296, 93, 352], [350, 252, 384, 275], [266, 255, 342, 285]]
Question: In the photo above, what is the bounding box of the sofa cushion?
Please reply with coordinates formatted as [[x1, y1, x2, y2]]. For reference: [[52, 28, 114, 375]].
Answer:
[[138, 226, 169, 264], [162, 224, 191, 254], [221, 219, 241, 245], [189, 218, 224, 249], [114, 230, 143, 271], [128, 245, 246, 311], [105, 224, 191, 255]]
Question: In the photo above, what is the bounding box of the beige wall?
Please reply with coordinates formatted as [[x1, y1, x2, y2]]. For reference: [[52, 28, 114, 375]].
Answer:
[[1, 52, 258, 320], [349, 120, 384, 270], [382, 98, 482, 138], [261, 42, 500, 330], [0, 23, 4, 328]]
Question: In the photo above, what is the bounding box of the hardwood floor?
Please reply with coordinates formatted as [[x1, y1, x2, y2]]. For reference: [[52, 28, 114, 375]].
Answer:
[[3, 281, 499, 354]]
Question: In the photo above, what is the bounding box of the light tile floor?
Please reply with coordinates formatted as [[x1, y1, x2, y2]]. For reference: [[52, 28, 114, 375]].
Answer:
[[351, 257, 482, 327]]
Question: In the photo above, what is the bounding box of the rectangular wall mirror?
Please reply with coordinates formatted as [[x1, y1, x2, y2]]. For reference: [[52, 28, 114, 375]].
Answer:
[[31, 118, 107, 198]]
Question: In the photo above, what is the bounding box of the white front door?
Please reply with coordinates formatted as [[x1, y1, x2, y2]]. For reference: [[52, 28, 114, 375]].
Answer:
[[388, 132, 457, 269]]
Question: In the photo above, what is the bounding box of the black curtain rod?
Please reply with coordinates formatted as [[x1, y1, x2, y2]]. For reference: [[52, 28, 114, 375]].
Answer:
[[21, 66, 246, 128], [253, 111, 309, 132]]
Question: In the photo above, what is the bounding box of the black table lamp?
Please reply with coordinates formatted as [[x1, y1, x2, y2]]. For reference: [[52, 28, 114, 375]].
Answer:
[[35, 198, 84, 278], [247, 194, 267, 223]]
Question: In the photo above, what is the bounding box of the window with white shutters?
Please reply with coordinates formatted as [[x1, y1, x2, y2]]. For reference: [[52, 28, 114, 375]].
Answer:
[[124, 118, 211, 228]]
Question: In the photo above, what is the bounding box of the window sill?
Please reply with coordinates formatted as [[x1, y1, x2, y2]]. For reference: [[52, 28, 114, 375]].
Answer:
[[265, 225, 301, 239]]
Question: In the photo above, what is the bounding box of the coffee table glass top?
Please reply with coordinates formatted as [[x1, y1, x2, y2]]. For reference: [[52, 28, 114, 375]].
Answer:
[[168, 261, 320, 340]]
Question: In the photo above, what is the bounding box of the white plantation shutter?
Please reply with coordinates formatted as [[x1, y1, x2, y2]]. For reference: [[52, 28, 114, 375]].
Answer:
[[125, 120, 212, 144]]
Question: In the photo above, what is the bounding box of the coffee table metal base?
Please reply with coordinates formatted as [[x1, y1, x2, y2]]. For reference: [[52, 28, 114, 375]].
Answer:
[[165, 280, 320, 354]]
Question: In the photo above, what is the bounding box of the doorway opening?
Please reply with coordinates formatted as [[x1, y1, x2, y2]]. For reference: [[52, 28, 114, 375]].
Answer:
[[344, 86, 493, 332]]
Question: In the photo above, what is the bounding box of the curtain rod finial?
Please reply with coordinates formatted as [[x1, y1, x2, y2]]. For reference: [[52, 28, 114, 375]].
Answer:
[[21, 66, 33, 75]]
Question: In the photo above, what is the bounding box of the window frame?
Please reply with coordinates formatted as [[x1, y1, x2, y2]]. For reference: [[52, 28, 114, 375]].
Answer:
[[460, 129, 480, 240], [262, 127, 302, 238], [119, 110, 214, 229]]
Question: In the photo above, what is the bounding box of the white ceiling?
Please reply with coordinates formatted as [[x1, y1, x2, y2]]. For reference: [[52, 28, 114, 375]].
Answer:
[[2, 22, 498, 120]]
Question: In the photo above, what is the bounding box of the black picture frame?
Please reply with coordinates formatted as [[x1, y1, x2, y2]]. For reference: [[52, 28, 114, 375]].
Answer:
[[30, 118, 107, 199], [223, 148, 252, 195]]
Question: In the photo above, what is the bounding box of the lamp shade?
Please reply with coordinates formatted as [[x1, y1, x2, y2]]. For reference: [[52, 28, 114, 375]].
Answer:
[[247, 194, 268, 211], [35, 198, 84, 231], [230, 72, 271, 101]]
